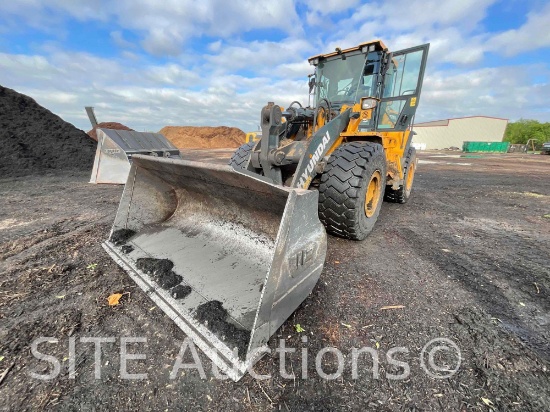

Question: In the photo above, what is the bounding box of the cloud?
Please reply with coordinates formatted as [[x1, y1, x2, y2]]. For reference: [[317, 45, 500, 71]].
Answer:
[[322, 0, 505, 67], [145, 63, 201, 86], [204, 38, 314, 73], [303, 0, 360, 26], [0, 0, 109, 34], [486, 2, 550, 56], [2, 45, 547, 139], [304, 0, 359, 15], [140, 27, 187, 56], [344, 0, 497, 32], [110, 31, 136, 50], [0, 49, 313, 132], [1, 0, 549, 136], [419, 64, 550, 121], [1, 0, 301, 56]]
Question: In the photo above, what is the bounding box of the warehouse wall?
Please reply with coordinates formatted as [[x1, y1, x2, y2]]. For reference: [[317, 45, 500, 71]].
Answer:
[[412, 116, 508, 150]]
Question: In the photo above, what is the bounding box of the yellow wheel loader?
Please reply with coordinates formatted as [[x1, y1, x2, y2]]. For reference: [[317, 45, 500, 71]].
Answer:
[[103, 40, 429, 380]]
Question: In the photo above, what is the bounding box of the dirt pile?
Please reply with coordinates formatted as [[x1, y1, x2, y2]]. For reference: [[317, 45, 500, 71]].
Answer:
[[0, 85, 96, 178], [87, 122, 134, 141], [159, 126, 244, 149]]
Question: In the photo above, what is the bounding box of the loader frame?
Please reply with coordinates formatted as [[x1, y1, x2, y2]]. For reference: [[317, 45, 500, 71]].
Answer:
[[103, 39, 430, 382]]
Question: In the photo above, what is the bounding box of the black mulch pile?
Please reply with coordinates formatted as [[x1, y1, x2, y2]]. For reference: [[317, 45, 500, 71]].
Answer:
[[0, 85, 96, 178]]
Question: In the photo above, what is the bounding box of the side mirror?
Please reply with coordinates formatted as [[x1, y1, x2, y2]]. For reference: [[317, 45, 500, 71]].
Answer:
[[381, 53, 392, 76], [308, 75, 316, 93]]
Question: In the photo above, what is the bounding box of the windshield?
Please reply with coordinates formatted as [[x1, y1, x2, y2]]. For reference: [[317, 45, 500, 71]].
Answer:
[[315, 52, 379, 106]]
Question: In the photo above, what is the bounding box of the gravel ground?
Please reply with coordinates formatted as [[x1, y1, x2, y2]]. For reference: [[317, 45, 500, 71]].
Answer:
[[1, 151, 549, 411]]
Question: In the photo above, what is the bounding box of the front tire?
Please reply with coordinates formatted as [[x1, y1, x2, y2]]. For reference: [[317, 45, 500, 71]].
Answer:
[[385, 147, 417, 204], [318, 142, 387, 240], [229, 141, 256, 170]]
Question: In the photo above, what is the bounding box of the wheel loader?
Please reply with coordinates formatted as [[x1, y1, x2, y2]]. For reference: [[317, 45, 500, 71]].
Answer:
[[103, 40, 429, 380]]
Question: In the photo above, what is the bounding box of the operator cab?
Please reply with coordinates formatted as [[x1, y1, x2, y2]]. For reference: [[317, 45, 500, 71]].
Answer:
[[309, 40, 386, 109], [308, 40, 429, 132]]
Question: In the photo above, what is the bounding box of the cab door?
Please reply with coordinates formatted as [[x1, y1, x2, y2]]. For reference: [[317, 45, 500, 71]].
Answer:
[[375, 44, 429, 132]]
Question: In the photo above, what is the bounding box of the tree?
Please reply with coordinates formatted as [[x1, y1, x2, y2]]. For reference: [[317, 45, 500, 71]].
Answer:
[[504, 119, 550, 147]]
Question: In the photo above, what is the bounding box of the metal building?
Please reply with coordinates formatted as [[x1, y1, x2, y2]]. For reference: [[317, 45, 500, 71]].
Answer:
[[411, 116, 508, 150]]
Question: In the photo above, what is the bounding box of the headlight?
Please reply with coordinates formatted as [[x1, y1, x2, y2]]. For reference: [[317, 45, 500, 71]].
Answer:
[[361, 98, 378, 110], [361, 44, 374, 53]]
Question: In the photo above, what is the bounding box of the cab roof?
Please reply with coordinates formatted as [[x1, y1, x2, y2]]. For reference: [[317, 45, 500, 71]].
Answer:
[[307, 39, 388, 63]]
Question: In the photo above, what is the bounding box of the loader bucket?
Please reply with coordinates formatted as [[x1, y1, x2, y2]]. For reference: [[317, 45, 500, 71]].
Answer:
[[90, 129, 181, 184], [103, 155, 327, 380]]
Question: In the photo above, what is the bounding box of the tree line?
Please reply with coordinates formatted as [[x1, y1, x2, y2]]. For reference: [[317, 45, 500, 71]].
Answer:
[[504, 119, 550, 147]]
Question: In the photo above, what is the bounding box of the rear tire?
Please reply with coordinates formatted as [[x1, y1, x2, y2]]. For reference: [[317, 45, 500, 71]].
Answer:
[[318, 142, 386, 241], [385, 147, 417, 204], [229, 141, 256, 170]]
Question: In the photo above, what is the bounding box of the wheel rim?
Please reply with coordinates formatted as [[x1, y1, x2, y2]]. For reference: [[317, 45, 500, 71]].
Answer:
[[364, 170, 382, 218], [405, 161, 416, 192]]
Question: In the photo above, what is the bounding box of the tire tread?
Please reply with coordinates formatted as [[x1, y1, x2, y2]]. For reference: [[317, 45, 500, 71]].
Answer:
[[319, 142, 386, 240], [229, 141, 256, 169]]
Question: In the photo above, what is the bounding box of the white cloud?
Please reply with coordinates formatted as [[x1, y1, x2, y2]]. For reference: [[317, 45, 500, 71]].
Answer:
[[204, 38, 314, 73], [145, 64, 201, 86], [303, 0, 359, 26], [322, 0, 502, 68], [486, 2, 550, 55], [304, 0, 359, 15], [140, 27, 187, 56], [1, 0, 549, 136], [0, 49, 313, 132], [208, 40, 223, 53], [1, 0, 301, 56], [419, 64, 550, 121], [2, 45, 548, 138], [272, 61, 313, 79], [345, 0, 497, 32], [0, 0, 109, 33], [110, 31, 136, 49]]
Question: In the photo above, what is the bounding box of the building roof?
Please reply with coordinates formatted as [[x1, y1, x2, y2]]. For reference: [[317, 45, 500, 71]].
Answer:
[[415, 115, 508, 127]]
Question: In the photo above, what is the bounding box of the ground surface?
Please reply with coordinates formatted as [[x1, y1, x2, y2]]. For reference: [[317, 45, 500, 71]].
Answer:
[[1, 151, 549, 411]]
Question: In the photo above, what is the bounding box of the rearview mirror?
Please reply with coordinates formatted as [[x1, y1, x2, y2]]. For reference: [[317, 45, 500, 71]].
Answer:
[[308, 75, 316, 93]]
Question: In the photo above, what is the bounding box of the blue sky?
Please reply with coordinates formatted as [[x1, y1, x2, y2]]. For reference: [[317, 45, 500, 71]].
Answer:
[[1, 0, 549, 132]]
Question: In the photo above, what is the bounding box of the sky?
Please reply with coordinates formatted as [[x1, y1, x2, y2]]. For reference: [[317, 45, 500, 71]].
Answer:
[[1, 0, 549, 132]]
